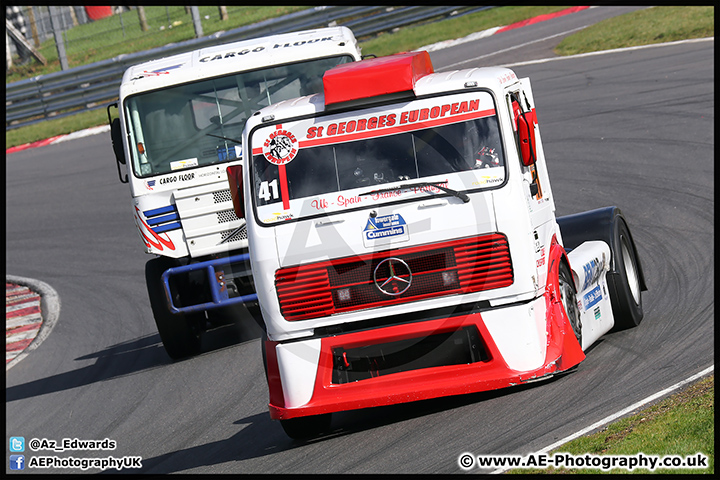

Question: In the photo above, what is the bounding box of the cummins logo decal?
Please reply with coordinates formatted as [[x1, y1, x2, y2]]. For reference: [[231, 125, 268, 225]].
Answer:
[[363, 213, 409, 247]]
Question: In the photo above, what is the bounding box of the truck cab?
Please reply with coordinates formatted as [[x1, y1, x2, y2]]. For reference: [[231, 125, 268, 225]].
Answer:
[[108, 27, 363, 359], [234, 51, 647, 438]]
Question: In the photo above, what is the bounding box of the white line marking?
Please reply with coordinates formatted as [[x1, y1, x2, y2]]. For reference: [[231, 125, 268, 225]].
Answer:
[[499, 36, 715, 68], [436, 25, 591, 71], [491, 364, 715, 474]]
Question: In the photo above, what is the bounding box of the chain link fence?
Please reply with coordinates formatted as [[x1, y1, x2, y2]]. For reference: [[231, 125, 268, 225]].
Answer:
[[6, 6, 307, 71]]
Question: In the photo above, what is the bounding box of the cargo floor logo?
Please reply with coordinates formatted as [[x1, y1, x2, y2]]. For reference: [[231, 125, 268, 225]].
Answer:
[[363, 213, 409, 247]]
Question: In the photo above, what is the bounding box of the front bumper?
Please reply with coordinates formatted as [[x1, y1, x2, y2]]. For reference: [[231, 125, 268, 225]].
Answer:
[[161, 253, 257, 314], [265, 287, 584, 420]]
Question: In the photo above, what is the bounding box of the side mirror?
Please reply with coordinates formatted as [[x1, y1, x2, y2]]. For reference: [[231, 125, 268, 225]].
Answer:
[[107, 102, 128, 183], [226, 164, 245, 219], [516, 108, 537, 167], [110, 118, 126, 165]]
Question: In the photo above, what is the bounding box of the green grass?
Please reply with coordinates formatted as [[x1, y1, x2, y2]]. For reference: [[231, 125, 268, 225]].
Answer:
[[6, 6, 714, 148], [509, 375, 714, 474], [5, 108, 109, 149], [555, 6, 714, 55], [5, 6, 308, 83]]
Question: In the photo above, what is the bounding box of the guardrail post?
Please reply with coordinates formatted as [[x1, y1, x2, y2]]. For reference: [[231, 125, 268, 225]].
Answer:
[[191, 7, 203, 38], [48, 6, 69, 70]]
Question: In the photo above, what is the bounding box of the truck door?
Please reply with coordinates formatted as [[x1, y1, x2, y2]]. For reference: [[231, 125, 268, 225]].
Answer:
[[506, 80, 557, 288]]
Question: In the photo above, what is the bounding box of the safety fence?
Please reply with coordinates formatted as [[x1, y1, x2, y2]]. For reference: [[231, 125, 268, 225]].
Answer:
[[6, 6, 491, 130]]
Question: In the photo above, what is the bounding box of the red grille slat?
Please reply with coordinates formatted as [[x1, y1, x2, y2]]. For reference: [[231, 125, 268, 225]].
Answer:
[[277, 281, 331, 297], [275, 233, 513, 321]]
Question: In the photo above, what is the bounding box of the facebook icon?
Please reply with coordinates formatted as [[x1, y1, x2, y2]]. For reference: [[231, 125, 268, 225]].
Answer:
[[10, 454, 25, 470]]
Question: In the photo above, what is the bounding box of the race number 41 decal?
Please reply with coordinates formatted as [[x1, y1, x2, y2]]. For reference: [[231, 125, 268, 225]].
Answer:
[[258, 179, 279, 201]]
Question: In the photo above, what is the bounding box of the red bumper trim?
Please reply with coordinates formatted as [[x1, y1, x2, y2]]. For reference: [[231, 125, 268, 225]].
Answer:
[[267, 283, 584, 420]]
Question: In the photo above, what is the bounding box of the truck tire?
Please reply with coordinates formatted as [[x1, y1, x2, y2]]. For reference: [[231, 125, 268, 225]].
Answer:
[[558, 261, 582, 345], [146, 257, 204, 360], [607, 219, 644, 330], [280, 413, 333, 440], [557, 206, 646, 331]]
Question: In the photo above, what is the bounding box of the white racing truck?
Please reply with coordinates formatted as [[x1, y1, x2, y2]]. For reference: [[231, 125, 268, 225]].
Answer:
[[107, 27, 363, 359], [229, 51, 648, 438]]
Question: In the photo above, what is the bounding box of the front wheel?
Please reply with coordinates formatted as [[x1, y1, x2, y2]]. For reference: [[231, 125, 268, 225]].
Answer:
[[608, 219, 644, 330], [558, 261, 582, 346], [280, 413, 333, 440], [146, 257, 204, 360]]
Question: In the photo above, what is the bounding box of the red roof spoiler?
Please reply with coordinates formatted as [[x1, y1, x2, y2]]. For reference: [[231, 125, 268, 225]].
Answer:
[[323, 51, 434, 108]]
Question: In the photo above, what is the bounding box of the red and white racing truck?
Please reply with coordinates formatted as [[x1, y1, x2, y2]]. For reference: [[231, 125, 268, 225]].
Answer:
[[229, 51, 647, 438], [108, 28, 363, 359]]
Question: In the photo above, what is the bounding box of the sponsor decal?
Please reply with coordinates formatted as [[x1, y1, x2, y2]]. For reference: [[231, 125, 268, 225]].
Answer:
[[217, 145, 242, 162], [536, 247, 546, 268], [305, 99, 486, 140], [144, 180, 156, 191], [497, 71, 517, 85], [170, 158, 198, 171], [158, 172, 196, 185], [199, 46, 266, 62], [272, 36, 334, 49], [263, 129, 298, 166], [583, 285, 603, 310], [264, 212, 294, 223], [363, 213, 409, 247], [130, 64, 182, 80], [198, 36, 335, 63], [471, 176, 503, 186], [581, 257, 603, 291]]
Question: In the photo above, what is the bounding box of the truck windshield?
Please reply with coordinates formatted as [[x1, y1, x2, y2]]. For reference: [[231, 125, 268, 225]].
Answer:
[[124, 55, 353, 178], [250, 90, 506, 225]]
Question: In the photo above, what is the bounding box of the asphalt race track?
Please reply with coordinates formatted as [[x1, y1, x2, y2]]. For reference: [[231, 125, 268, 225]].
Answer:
[[5, 8, 714, 474]]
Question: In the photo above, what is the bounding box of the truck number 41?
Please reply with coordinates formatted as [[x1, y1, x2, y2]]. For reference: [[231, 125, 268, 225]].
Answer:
[[259, 179, 279, 202]]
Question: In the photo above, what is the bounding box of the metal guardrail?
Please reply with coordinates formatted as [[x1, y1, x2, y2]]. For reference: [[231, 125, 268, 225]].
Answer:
[[6, 5, 489, 130]]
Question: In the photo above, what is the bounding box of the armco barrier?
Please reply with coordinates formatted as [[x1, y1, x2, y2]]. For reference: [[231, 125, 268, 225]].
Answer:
[[6, 6, 489, 130]]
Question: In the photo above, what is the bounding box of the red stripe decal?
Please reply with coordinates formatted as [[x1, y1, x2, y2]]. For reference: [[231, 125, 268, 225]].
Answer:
[[278, 164, 290, 210]]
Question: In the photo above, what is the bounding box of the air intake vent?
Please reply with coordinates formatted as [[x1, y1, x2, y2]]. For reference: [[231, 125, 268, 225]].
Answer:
[[213, 189, 233, 204], [217, 209, 239, 223]]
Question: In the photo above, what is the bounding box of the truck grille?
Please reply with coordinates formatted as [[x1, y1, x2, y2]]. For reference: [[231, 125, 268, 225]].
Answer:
[[275, 233, 513, 321]]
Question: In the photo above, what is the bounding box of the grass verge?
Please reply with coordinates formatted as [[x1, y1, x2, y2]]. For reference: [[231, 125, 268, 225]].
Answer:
[[555, 6, 714, 55], [509, 375, 714, 474]]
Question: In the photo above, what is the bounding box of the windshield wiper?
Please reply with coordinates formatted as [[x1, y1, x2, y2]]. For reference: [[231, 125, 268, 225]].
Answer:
[[360, 181, 469, 203], [206, 133, 242, 144]]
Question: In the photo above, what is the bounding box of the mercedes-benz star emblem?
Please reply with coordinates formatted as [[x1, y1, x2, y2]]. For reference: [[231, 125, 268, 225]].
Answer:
[[374, 258, 412, 296]]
